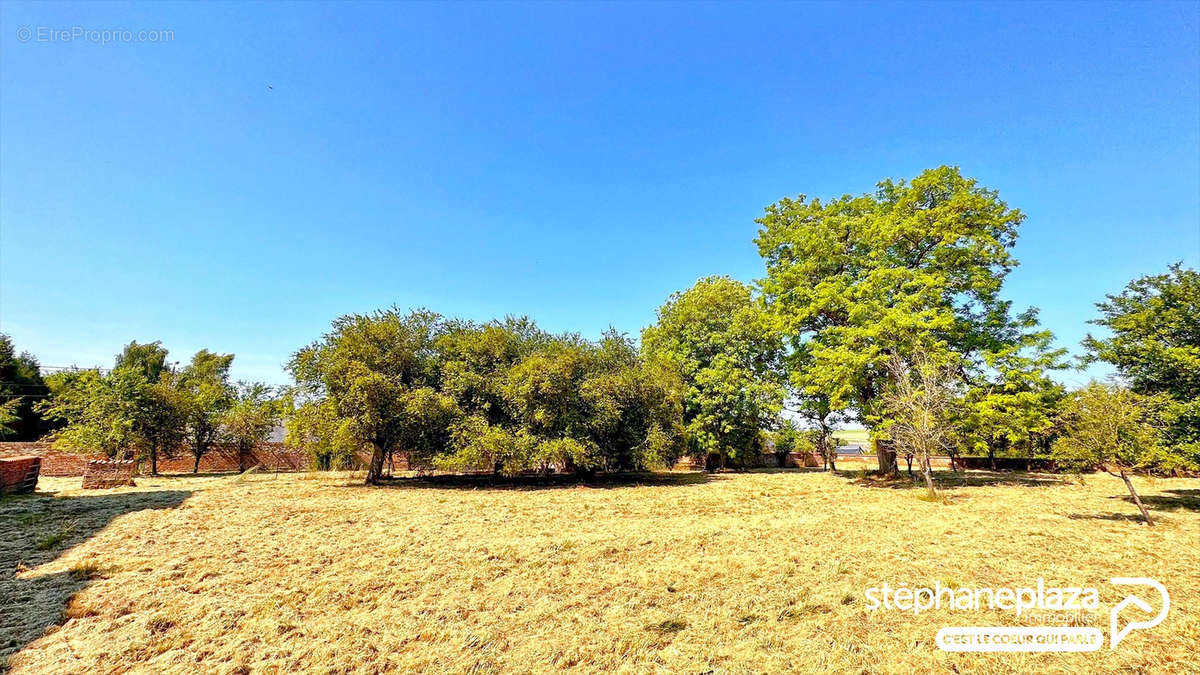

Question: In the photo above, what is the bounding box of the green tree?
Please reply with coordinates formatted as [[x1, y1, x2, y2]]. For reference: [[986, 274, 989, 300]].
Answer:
[[642, 276, 785, 469], [36, 341, 188, 474], [38, 369, 138, 458], [0, 398, 21, 438], [224, 382, 282, 471], [788, 394, 845, 471], [136, 373, 189, 475], [288, 308, 450, 484], [179, 350, 235, 473], [1084, 264, 1200, 469], [1052, 383, 1166, 525], [446, 330, 683, 476], [958, 330, 1067, 469], [756, 166, 1052, 472], [0, 334, 50, 440], [284, 397, 363, 470]]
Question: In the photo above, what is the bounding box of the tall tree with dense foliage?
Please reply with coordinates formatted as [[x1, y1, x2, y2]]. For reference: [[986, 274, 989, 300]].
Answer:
[[756, 166, 1056, 469], [224, 382, 282, 471], [289, 308, 450, 484], [642, 276, 785, 468], [1052, 383, 1166, 525], [0, 334, 50, 440], [179, 350, 236, 473], [1083, 264, 1200, 470]]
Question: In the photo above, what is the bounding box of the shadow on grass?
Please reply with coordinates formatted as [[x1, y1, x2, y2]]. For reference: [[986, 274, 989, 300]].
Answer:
[[0, 488, 191, 666], [844, 469, 1069, 491], [1066, 512, 1150, 523], [340, 471, 713, 491]]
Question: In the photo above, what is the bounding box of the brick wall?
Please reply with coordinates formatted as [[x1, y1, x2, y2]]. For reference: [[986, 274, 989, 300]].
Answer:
[[0, 456, 41, 494], [0, 441, 316, 476]]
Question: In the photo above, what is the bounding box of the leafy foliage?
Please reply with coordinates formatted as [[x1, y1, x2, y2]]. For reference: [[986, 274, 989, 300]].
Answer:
[[0, 334, 50, 440], [178, 350, 236, 472], [1084, 264, 1200, 464], [36, 341, 190, 473], [224, 382, 283, 471], [755, 166, 1048, 430], [288, 309, 684, 482], [642, 276, 785, 465]]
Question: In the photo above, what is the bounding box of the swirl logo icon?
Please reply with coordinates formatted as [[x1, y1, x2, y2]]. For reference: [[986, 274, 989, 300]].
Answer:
[[1109, 578, 1169, 649]]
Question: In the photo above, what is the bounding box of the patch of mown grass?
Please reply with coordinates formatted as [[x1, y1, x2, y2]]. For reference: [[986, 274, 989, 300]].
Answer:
[[3, 471, 1197, 674]]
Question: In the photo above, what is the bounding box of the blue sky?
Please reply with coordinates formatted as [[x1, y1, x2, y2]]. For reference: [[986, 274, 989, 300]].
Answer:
[[1, 1, 1197, 386]]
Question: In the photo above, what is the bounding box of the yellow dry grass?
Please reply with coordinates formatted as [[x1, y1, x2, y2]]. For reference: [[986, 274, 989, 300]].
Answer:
[[2, 469, 1198, 674]]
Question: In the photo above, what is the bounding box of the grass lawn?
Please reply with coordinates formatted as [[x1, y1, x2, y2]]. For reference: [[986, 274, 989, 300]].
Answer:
[[832, 429, 872, 446], [2, 470, 1198, 673]]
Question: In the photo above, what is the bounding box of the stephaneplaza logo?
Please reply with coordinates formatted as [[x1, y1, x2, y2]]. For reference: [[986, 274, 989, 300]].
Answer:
[[864, 578, 1100, 616], [15, 26, 174, 44], [865, 577, 1169, 652]]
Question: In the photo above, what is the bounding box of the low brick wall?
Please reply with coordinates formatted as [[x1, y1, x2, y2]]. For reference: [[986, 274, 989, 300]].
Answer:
[[0, 456, 41, 494], [956, 456, 1066, 472], [82, 459, 136, 489], [0, 441, 314, 476]]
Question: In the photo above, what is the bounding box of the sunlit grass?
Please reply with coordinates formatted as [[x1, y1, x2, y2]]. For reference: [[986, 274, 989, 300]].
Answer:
[[3, 470, 1197, 673]]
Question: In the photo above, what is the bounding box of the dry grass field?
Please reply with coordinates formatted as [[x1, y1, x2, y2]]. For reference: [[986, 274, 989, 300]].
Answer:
[[2, 469, 1198, 674]]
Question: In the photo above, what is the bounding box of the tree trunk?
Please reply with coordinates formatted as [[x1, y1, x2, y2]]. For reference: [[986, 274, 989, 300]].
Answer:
[[151, 448, 158, 476], [366, 445, 385, 484], [988, 445, 996, 471], [828, 452, 836, 472], [238, 444, 246, 472], [905, 454, 914, 477], [875, 440, 898, 477], [921, 453, 936, 496], [1118, 469, 1154, 526], [193, 451, 201, 474]]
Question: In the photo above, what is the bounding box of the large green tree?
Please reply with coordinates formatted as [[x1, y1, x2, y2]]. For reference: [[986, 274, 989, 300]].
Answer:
[[288, 308, 451, 484], [1084, 264, 1200, 469], [642, 276, 785, 468], [755, 166, 1055, 471]]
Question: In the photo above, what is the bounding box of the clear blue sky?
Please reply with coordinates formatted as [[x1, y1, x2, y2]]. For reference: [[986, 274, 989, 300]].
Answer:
[[1, 1, 1197, 386]]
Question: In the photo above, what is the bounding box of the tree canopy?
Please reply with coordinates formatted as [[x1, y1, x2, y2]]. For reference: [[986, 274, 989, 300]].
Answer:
[[1084, 264, 1200, 468], [289, 309, 685, 483], [642, 276, 785, 466]]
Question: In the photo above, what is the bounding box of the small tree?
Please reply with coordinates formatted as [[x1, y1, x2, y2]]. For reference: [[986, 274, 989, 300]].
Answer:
[[1052, 382, 1166, 526], [224, 382, 282, 471], [789, 393, 845, 471], [882, 352, 961, 496], [136, 375, 189, 475], [179, 350, 235, 473]]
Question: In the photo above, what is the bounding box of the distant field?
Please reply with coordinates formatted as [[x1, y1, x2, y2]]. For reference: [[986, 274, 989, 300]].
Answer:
[[3, 470, 1198, 673], [832, 429, 871, 446]]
